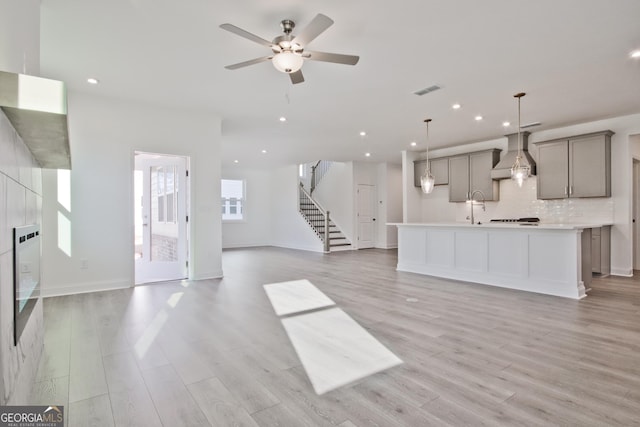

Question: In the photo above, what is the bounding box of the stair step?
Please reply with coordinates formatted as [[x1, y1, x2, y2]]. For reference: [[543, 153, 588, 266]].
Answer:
[[330, 242, 351, 247]]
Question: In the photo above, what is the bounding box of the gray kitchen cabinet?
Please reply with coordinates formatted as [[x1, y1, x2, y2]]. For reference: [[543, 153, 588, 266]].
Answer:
[[591, 226, 611, 275], [536, 130, 613, 199], [537, 141, 569, 199], [449, 149, 501, 202], [431, 158, 449, 185], [448, 155, 470, 202], [413, 157, 449, 188]]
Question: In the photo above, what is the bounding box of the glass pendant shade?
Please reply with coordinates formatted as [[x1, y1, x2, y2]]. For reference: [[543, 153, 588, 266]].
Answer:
[[421, 118, 435, 194], [510, 156, 530, 188], [421, 170, 435, 194], [272, 52, 304, 73], [510, 92, 529, 187]]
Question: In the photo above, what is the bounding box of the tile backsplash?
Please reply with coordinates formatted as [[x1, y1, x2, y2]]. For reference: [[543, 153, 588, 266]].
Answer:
[[452, 178, 614, 224]]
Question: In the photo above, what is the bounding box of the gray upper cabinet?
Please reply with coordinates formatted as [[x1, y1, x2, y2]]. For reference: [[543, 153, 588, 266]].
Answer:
[[431, 158, 449, 185], [536, 130, 613, 200], [413, 157, 449, 188], [449, 149, 501, 202], [537, 141, 569, 199], [449, 155, 470, 202]]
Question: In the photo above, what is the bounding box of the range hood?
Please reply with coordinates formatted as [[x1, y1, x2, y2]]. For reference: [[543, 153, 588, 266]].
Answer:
[[491, 131, 535, 180], [0, 71, 71, 169]]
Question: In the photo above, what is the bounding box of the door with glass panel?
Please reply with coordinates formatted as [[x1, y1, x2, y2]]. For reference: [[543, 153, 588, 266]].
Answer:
[[134, 152, 188, 284]]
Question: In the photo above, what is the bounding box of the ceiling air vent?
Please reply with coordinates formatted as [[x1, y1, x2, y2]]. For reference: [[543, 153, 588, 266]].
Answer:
[[414, 85, 441, 96]]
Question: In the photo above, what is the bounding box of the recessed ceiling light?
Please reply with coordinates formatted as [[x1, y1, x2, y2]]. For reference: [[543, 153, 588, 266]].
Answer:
[[365, 152, 371, 157], [452, 103, 461, 110], [87, 78, 99, 85], [261, 149, 267, 154], [475, 115, 483, 121], [410, 141, 417, 147], [359, 131, 366, 137], [279, 116, 287, 122], [502, 121, 510, 127], [631, 50, 640, 59], [234, 160, 239, 164]]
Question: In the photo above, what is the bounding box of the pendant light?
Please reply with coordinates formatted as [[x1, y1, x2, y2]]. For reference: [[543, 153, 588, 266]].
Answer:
[[510, 92, 529, 187], [420, 118, 435, 194]]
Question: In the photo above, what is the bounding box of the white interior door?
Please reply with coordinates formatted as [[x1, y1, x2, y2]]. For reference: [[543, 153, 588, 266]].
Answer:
[[134, 153, 188, 284], [634, 160, 640, 270], [357, 184, 376, 249]]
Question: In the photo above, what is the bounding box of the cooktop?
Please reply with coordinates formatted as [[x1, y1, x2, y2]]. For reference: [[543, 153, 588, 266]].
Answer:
[[490, 217, 540, 223]]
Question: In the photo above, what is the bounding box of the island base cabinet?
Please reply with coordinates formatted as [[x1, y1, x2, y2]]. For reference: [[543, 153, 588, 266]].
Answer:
[[395, 224, 589, 300]]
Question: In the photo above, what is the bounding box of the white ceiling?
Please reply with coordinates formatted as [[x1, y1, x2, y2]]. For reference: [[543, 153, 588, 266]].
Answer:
[[39, 0, 640, 169]]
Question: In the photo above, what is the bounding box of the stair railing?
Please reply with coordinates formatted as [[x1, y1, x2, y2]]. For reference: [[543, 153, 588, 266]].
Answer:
[[299, 182, 331, 253], [310, 160, 333, 195]]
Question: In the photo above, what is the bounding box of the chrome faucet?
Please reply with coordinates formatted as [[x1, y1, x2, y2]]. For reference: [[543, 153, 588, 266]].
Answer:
[[469, 190, 486, 224]]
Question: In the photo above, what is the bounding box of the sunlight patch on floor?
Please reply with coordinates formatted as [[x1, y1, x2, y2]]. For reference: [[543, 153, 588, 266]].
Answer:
[[264, 279, 402, 395]]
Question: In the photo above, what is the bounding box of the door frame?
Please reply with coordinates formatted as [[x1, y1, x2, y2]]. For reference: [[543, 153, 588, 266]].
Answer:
[[133, 151, 190, 285]]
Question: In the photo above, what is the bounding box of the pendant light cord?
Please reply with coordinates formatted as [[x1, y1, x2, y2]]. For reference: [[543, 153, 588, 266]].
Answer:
[[424, 118, 431, 168], [514, 93, 526, 160]]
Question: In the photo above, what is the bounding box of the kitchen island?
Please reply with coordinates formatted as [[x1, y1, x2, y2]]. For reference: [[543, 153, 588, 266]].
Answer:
[[390, 222, 611, 299]]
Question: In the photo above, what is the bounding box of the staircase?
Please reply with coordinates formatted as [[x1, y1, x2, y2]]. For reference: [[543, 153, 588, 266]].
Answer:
[[299, 184, 351, 252]]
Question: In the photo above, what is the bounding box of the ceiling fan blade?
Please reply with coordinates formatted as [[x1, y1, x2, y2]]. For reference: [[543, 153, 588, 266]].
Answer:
[[289, 70, 304, 84], [303, 51, 359, 66], [224, 56, 272, 70], [292, 14, 333, 46], [219, 23, 273, 48]]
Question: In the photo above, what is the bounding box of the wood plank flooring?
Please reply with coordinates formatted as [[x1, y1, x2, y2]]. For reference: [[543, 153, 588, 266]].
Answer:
[[28, 247, 640, 426]]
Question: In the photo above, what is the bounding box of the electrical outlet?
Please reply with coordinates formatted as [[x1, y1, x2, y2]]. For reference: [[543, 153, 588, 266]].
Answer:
[[81, 259, 89, 270]]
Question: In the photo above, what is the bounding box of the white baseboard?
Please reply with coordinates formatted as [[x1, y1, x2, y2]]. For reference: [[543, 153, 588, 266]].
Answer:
[[192, 270, 224, 280], [41, 279, 132, 297], [270, 243, 324, 253], [222, 242, 270, 249], [611, 267, 633, 277], [375, 244, 398, 249]]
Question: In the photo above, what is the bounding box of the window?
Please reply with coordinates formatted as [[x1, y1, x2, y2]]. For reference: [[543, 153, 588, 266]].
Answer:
[[221, 179, 245, 220], [152, 166, 178, 224]]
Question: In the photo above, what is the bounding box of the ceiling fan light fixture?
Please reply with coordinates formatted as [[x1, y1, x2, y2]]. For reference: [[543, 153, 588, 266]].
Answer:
[[272, 51, 304, 73]]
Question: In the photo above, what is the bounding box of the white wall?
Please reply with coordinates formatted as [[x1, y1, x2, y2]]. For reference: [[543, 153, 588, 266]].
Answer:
[[0, 0, 40, 75], [269, 165, 323, 252], [41, 92, 222, 296], [402, 150, 424, 223], [221, 168, 271, 248], [406, 113, 640, 277]]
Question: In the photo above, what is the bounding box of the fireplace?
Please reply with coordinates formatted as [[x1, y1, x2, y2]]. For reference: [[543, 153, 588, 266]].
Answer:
[[13, 224, 41, 346]]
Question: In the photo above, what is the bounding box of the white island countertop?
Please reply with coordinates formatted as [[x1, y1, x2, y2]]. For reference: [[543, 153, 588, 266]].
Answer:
[[388, 222, 612, 230], [390, 222, 612, 299]]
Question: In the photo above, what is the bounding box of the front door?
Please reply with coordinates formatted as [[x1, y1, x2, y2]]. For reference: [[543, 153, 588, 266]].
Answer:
[[134, 152, 188, 284], [357, 184, 376, 249]]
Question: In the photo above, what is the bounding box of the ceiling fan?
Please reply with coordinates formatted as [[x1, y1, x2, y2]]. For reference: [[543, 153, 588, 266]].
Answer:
[[220, 14, 359, 84]]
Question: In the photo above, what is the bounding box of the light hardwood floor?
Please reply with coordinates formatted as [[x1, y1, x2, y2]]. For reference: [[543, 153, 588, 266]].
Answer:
[[28, 247, 640, 426]]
